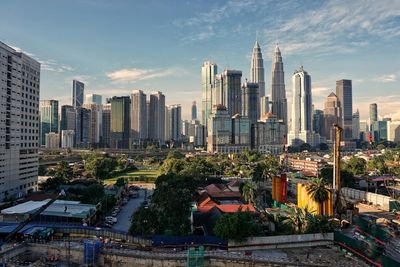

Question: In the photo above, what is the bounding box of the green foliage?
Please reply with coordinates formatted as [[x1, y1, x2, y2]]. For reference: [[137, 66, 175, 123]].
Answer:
[[299, 143, 312, 152], [242, 182, 256, 206], [65, 184, 105, 205], [38, 165, 47, 176], [344, 157, 367, 176], [319, 143, 329, 151], [54, 161, 73, 180], [214, 211, 263, 242], [84, 152, 117, 179], [368, 155, 388, 175], [115, 177, 126, 187], [252, 156, 282, 182], [306, 177, 330, 212], [166, 150, 185, 160], [320, 166, 355, 188], [283, 206, 309, 234]]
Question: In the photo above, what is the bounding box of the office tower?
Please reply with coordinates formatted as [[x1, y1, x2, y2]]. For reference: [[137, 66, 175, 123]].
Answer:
[[287, 66, 320, 146], [148, 91, 165, 144], [110, 96, 130, 149], [75, 107, 90, 148], [242, 82, 259, 126], [45, 132, 60, 149], [166, 104, 182, 142], [313, 109, 325, 137], [336, 79, 353, 140], [232, 114, 250, 146], [191, 101, 197, 120], [60, 105, 76, 131], [207, 105, 232, 153], [72, 80, 84, 108], [370, 103, 378, 123], [214, 69, 242, 117], [61, 130, 75, 148], [201, 61, 217, 127], [101, 103, 111, 147], [250, 38, 265, 97], [371, 121, 388, 141], [165, 106, 171, 141], [359, 120, 369, 141], [182, 120, 190, 138], [0, 41, 40, 199], [260, 96, 270, 116], [251, 113, 286, 155], [39, 100, 59, 146], [85, 94, 102, 105], [131, 90, 147, 141], [352, 109, 360, 140], [387, 121, 400, 142], [271, 44, 287, 129], [323, 93, 342, 142], [83, 103, 102, 147], [193, 123, 205, 147]]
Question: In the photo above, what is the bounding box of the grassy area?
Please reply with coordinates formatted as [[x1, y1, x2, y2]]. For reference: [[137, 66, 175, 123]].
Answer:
[[103, 169, 160, 185]]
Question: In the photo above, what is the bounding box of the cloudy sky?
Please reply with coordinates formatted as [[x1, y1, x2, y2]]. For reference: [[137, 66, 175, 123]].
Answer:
[[1, 0, 399, 121]]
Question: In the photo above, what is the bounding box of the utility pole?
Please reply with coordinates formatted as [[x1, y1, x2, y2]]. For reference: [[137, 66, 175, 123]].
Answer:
[[333, 124, 343, 216]]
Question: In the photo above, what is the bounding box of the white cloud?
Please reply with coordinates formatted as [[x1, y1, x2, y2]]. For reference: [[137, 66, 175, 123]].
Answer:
[[374, 74, 397, 83], [312, 87, 331, 97], [106, 67, 186, 83]]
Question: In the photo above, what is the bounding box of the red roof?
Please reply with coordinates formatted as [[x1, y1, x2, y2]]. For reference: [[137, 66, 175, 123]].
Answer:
[[197, 204, 255, 213]]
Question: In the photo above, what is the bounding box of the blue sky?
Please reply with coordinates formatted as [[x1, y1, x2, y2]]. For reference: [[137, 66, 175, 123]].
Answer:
[[1, 0, 399, 120]]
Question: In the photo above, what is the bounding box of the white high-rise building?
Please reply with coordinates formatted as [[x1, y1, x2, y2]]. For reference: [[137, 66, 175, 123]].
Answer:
[[61, 130, 75, 148], [287, 66, 320, 147], [0, 41, 40, 199], [250, 39, 265, 97], [45, 132, 60, 149], [271, 44, 287, 130], [131, 90, 147, 141], [201, 61, 217, 128], [387, 121, 400, 142]]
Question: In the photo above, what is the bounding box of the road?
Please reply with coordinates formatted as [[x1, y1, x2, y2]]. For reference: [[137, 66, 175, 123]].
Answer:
[[112, 189, 146, 232]]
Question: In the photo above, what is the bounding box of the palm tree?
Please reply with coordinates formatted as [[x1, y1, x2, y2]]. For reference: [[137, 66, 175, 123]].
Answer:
[[306, 177, 331, 215], [283, 206, 308, 234], [242, 182, 256, 206]]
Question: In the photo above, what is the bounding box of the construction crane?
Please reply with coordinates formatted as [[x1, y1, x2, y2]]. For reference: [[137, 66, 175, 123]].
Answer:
[[2, 190, 65, 245]]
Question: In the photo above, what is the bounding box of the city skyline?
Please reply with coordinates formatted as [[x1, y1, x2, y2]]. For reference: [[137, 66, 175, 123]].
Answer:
[[0, 0, 399, 120]]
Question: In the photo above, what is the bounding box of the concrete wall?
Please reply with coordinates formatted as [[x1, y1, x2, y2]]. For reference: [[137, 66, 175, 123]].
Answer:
[[228, 233, 334, 251], [341, 187, 393, 211]]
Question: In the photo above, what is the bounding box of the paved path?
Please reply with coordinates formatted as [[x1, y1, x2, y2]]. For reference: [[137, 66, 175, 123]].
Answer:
[[112, 189, 146, 232]]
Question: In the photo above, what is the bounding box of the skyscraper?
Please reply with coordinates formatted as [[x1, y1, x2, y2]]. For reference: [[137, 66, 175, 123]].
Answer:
[[72, 80, 84, 108], [0, 41, 40, 199], [39, 100, 59, 146], [214, 69, 242, 117], [250, 38, 265, 97], [85, 94, 102, 105], [101, 103, 111, 147], [60, 105, 76, 131], [83, 103, 102, 147], [370, 103, 378, 122], [287, 66, 320, 146], [323, 93, 342, 142], [260, 96, 270, 116], [166, 104, 182, 142], [313, 109, 325, 137], [271, 44, 287, 129], [131, 90, 147, 141], [191, 101, 197, 120], [201, 61, 217, 127], [110, 96, 131, 149], [207, 105, 232, 153], [336, 79, 353, 140], [75, 107, 90, 148], [352, 109, 360, 140], [148, 91, 165, 143], [242, 82, 259, 126]]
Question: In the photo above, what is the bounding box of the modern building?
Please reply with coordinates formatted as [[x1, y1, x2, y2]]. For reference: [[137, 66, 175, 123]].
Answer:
[[214, 69, 242, 117], [45, 132, 59, 149], [60, 105, 76, 131], [148, 91, 165, 144], [110, 96, 131, 149], [191, 101, 197, 120], [336, 79, 353, 140], [359, 120, 369, 141], [250, 39, 265, 97], [260, 96, 270, 116], [167, 104, 182, 142], [370, 103, 378, 123], [0, 41, 40, 199], [74, 107, 90, 148], [207, 105, 232, 153], [371, 121, 388, 141], [130, 90, 147, 142], [85, 94, 102, 105], [101, 103, 111, 147], [83, 103, 102, 147], [188, 120, 205, 147], [232, 114, 250, 146], [61, 130, 75, 149], [241, 82, 259, 126], [287, 66, 320, 147], [352, 109, 360, 140], [72, 80, 84, 108], [271, 44, 287, 130], [201, 61, 217, 128], [39, 100, 59, 146], [251, 113, 286, 155], [165, 106, 171, 141], [313, 109, 325, 137], [387, 121, 400, 142], [323, 93, 342, 142], [288, 158, 327, 177]]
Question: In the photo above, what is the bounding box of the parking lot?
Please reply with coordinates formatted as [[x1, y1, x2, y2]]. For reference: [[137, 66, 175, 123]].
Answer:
[[111, 189, 148, 232]]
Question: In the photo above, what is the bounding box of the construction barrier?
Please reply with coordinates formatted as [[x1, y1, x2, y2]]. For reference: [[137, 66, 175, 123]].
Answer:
[[297, 183, 333, 215]]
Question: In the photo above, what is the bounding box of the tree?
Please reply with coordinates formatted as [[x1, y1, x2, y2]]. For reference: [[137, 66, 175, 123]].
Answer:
[[319, 143, 329, 151], [299, 143, 312, 152], [84, 152, 117, 180], [320, 166, 355, 188], [115, 177, 126, 187], [214, 211, 263, 242], [306, 178, 330, 214], [54, 161, 73, 180], [242, 182, 256, 206], [166, 150, 184, 160], [368, 155, 388, 175], [282, 206, 308, 234], [344, 157, 367, 176]]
